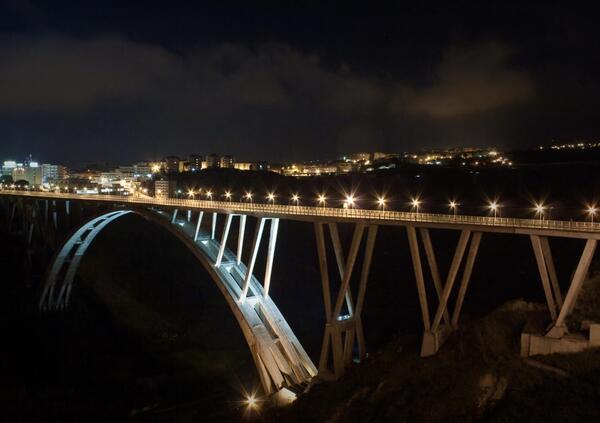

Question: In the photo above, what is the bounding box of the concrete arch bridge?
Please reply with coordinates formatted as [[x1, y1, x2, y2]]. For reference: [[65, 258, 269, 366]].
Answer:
[[2, 190, 600, 396]]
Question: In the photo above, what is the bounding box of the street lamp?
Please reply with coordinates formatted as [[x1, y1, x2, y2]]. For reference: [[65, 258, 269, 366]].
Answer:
[[245, 191, 253, 203], [346, 194, 355, 209], [224, 191, 232, 201], [245, 394, 259, 410], [377, 196, 387, 210], [489, 201, 499, 219], [267, 192, 276, 205], [318, 194, 327, 207], [188, 189, 195, 199], [587, 205, 597, 223], [291, 193, 300, 206], [534, 202, 546, 222], [411, 198, 421, 217], [206, 190, 213, 200], [449, 200, 458, 218]]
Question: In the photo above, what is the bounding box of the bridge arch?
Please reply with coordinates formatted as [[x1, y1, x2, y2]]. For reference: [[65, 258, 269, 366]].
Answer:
[[39, 206, 317, 395]]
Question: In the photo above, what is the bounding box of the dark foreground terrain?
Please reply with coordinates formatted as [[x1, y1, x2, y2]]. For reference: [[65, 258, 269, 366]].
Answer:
[[269, 295, 600, 422]]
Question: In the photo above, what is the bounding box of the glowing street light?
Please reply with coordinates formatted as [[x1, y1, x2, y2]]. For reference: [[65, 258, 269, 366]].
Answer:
[[346, 194, 355, 209], [245, 191, 253, 203], [489, 201, 499, 219], [244, 393, 259, 411], [206, 190, 213, 200], [534, 202, 546, 222], [224, 190, 232, 201], [291, 193, 300, 205], [449, 200, 458, 218], [267, 192, 276, 205], [411, 198, 421, 217], [377, 196, 387, 210], [187, 189, 195, 199], [318, 194, 327, 206], [587, 205, 598, 223]]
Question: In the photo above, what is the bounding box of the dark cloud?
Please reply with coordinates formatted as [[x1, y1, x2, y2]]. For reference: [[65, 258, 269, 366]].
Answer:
[[396, 43, 534, 119], [0, 36, 384, 113], [0, 36, 179, 111], [0, 35, 544, 164]]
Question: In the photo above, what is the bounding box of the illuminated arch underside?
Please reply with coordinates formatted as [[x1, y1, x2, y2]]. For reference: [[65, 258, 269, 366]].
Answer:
[[39, 207, 317, 395]]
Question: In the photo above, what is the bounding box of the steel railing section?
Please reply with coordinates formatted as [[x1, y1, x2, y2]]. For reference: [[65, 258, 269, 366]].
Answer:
[[2, 189, 600, 234]]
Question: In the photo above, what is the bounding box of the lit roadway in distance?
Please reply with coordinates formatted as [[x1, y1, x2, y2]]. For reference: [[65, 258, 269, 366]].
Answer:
[[2, 189, 600, 239]]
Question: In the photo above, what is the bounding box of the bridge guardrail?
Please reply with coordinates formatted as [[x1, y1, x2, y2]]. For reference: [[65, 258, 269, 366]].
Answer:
[[2, 189, 600, 234]]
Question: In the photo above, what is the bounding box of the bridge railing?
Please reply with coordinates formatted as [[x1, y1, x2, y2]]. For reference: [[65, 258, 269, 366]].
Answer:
[[2, 189, 600, 234]]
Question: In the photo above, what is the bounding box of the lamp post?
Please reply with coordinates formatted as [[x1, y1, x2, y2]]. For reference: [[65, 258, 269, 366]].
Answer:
[[535, 203, 545, 222], [317, 194, 327, 207], [411, 198, 420, 219], [449, 200, 458, 219], [588, 205, 597, 223], [346, 194, 355, 209], [489, 201, 499, 219]]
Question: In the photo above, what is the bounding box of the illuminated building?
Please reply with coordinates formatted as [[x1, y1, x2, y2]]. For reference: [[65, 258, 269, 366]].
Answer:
[[155, 179, 175, 198], [220, 155, 234, 168]]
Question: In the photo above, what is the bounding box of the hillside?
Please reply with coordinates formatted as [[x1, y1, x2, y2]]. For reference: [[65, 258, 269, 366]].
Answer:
[[268, 299, 600, 422]]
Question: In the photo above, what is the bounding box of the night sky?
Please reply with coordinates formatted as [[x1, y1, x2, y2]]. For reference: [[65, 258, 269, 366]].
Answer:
[[1, 1, 599, 167]]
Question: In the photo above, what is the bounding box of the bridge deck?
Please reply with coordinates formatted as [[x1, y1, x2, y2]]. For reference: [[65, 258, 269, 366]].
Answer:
[[2, 190, 600, 239]]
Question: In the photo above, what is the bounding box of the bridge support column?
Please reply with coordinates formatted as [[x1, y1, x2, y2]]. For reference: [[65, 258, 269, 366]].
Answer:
[[240, 217, 266, 303], [237, 215, 246, 264], [530, 235, 560, 321], [52, 201, 58, 231], [315, 222, 377, 380], [263, 218, 279, 298], [8, 201, 16, 232], [44, 199, 49, 229], [407, 227, 482, 357], [238, 217, 280, 301], [194, 211, 204, 241], [211, 212, 217, 239], [545, 239, 597, 338], [215, 214, 233, 267]]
